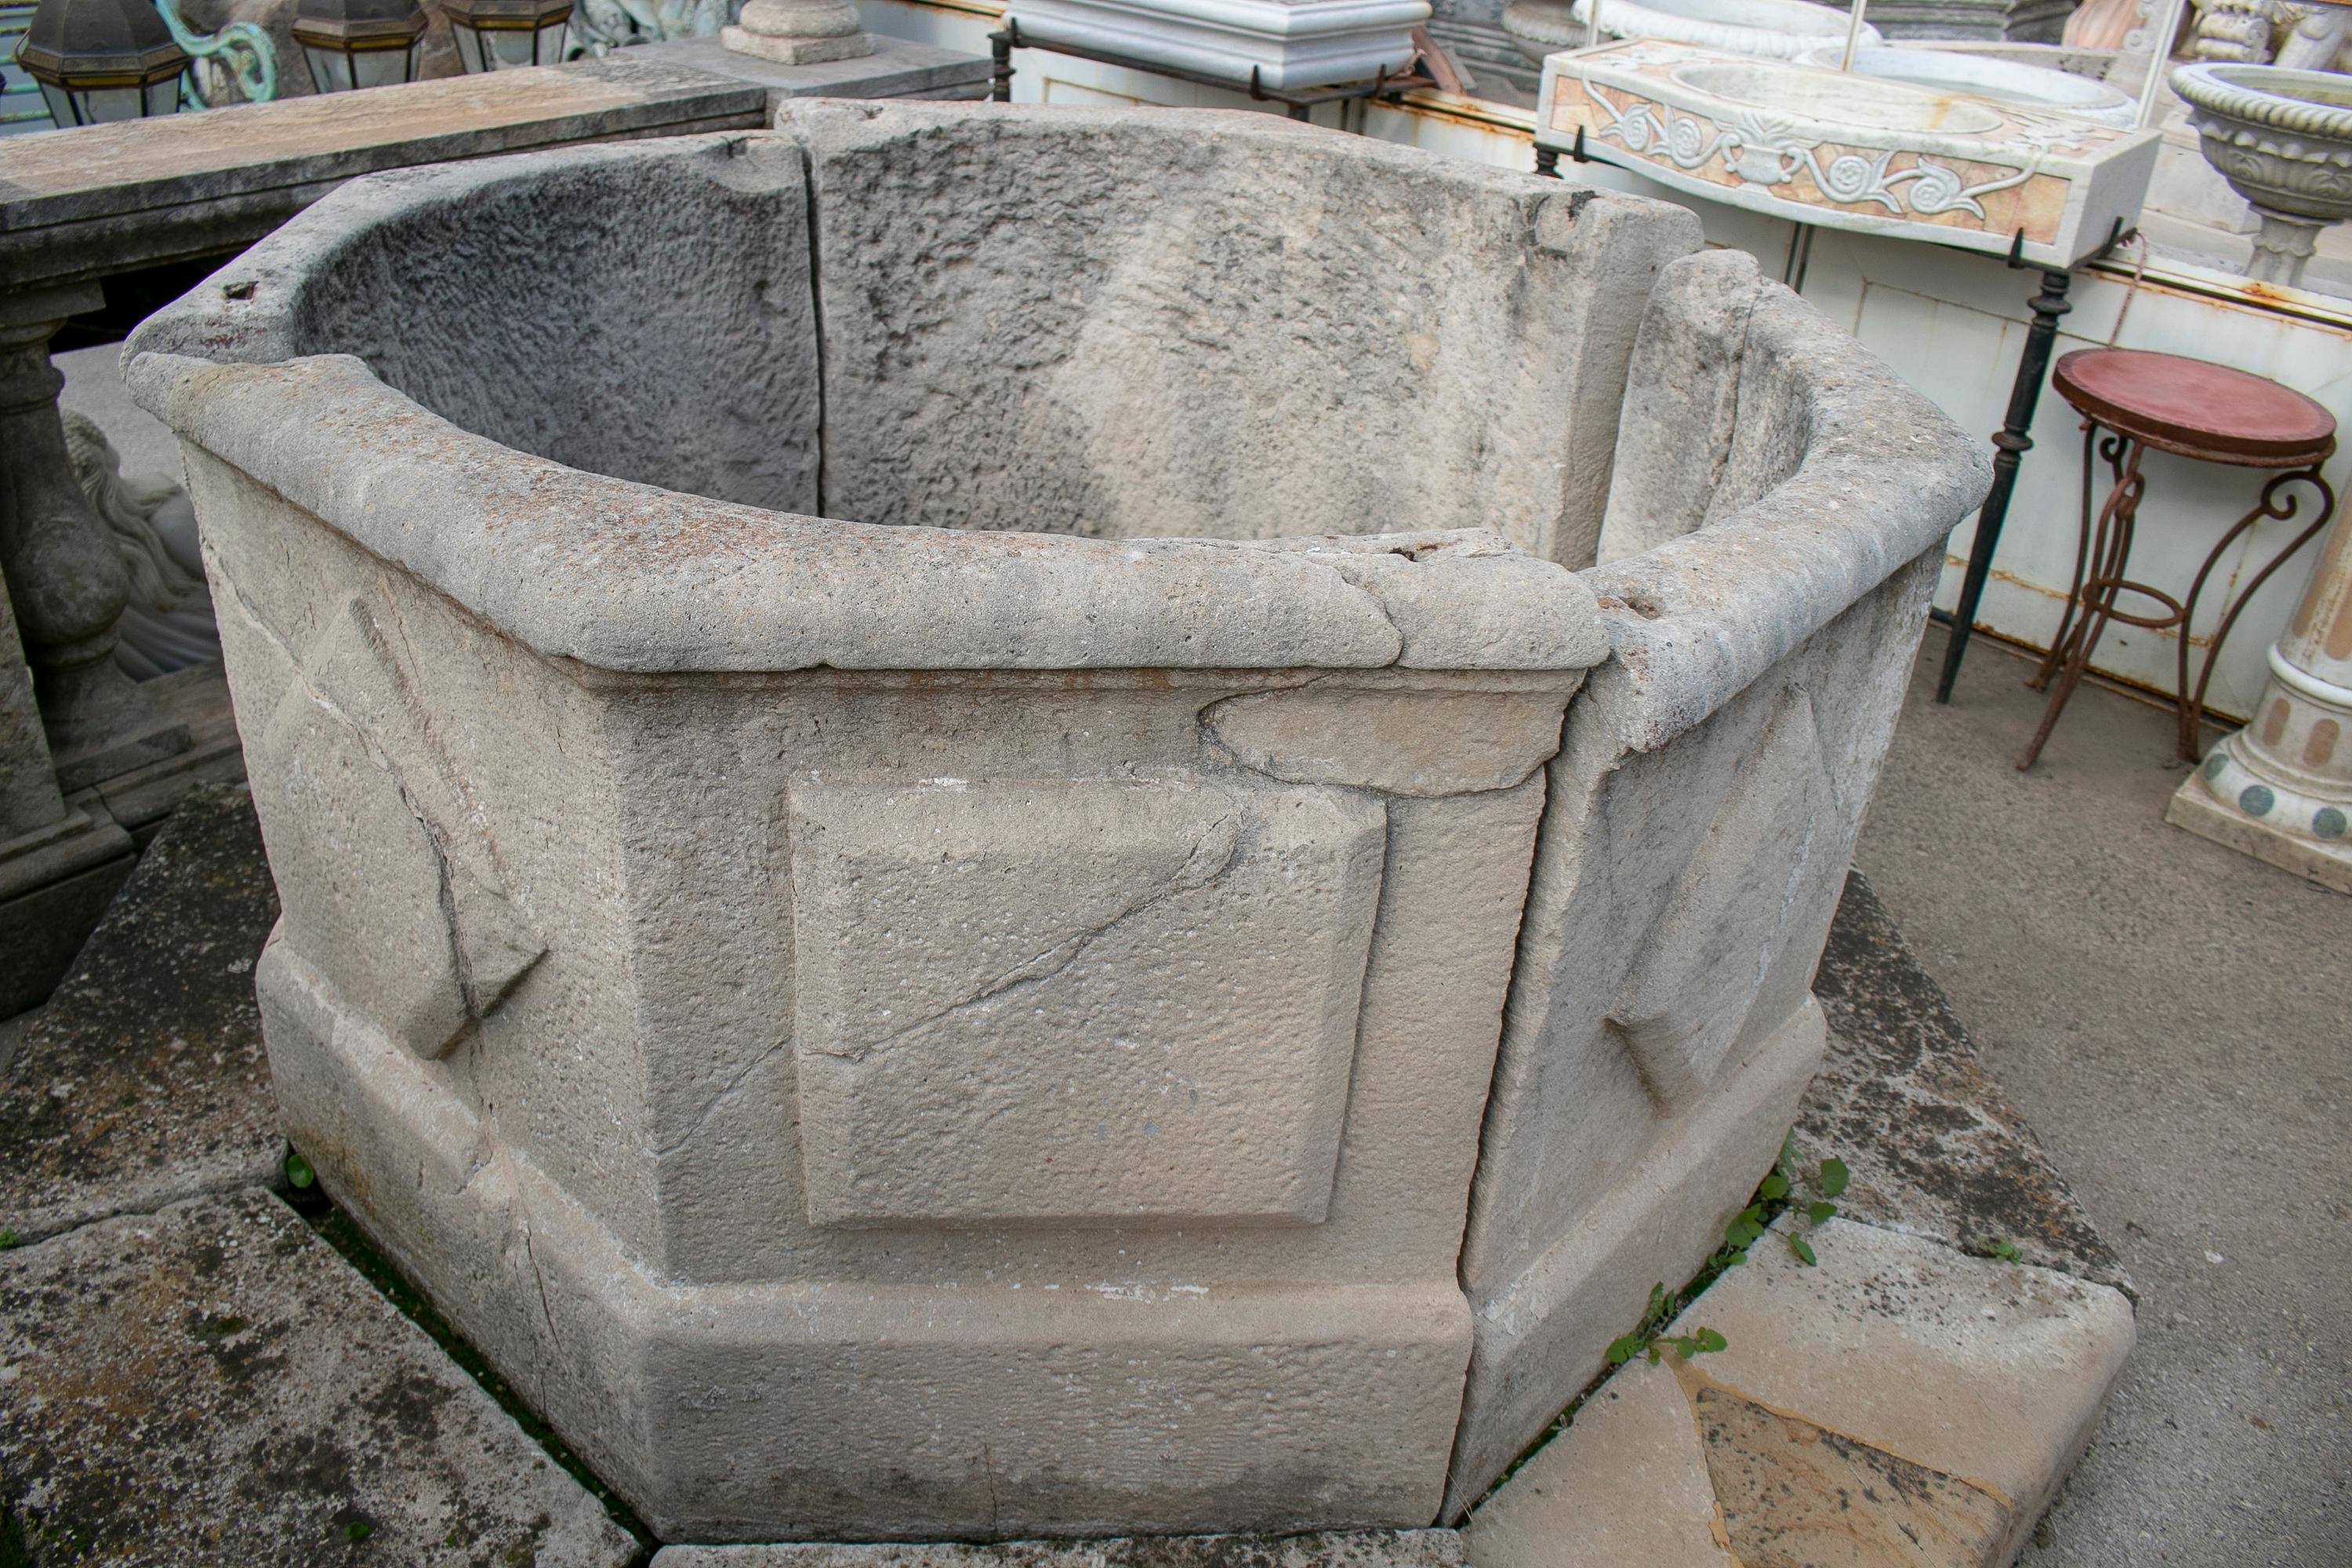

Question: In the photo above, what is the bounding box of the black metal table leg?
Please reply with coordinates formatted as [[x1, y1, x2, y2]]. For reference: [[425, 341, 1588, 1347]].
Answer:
[[1936, 265, 2074, 703], [989, 27, 1014, 102]]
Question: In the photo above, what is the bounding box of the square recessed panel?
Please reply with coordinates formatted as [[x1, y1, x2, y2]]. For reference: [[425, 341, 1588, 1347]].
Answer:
[[786, 775, 1385, 1228]]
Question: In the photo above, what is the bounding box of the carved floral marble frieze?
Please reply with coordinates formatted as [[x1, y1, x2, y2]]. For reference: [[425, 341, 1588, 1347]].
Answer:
[[1537, 39, 2160, 265]]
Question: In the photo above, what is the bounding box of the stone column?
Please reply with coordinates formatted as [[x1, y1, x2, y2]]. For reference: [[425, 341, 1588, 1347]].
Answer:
[[721, 0, 873, 63], [0, 285, 190, 792], [2169, 499, 2352, 892]]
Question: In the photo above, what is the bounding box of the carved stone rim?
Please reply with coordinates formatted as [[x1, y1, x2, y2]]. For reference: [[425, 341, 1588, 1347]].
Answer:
[[2172, 61, 2352, 143]]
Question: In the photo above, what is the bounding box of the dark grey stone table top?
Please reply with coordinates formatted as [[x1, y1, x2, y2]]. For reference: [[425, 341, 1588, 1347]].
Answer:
[[633, 33, 993, 109], [0, 54, 767, 289]]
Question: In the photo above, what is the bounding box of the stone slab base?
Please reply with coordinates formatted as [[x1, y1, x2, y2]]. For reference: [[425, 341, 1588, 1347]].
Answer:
[[1802, 872, 2127, 1291], [637, 33, 993, 108], [2165, 769, 2352, 896], [0, 1189, 637, 1566], [655, 1533, 1465, 1566], [1441, 999, 1827, 1519], [720, 24, 877, 64], [0, 809, 132, 1019], [0, 783, 280, 1244], [260, 935, 1475, 1541], [1462, 1220, 2134, 1568], [0, 664, 245, 1018]]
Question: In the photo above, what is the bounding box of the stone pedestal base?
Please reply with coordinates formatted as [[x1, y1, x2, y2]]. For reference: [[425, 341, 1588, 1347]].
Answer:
[[722, 0, 874, 64], [720, 24, 874, 63], [2168, 761, 2352, 893], [0, 800, 134, 1018]]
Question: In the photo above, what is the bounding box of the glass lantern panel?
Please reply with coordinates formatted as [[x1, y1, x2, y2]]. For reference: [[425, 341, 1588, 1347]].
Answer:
[[142, 75, 181, 114], [37, 82, 78, 127], [350, 42, 417, 87], [448, 21, 490, 70], [485, 25, 539, 65], [304, 43, 358, 92]]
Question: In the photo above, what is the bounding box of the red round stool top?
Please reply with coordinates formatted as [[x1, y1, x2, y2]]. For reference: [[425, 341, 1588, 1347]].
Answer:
[[2053, 348, 2336, 466]]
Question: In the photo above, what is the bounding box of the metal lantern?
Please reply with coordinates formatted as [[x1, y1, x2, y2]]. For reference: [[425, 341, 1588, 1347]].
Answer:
[[290, 0, 426, 90], [16, 0, 188, 125], [442, 0, 571, 70]]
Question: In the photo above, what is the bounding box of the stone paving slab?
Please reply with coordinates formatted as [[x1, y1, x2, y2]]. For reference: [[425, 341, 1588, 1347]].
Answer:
[[0, 782, 281, 1245], [0, 1186, 640, 1566], [655, 1536, 1465, 1566], [1800, 870, 2129, 1295], [1463, 1220, 2134, 1568]]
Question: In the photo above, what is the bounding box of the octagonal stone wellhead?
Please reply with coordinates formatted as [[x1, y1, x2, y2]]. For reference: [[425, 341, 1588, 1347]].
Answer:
[[2172, 61, 2352, 285], [122, 103, 1987, 1541]]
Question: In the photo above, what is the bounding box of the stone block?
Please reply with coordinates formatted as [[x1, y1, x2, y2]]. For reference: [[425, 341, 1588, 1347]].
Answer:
[[1463, 1221, 2133, 1568], [0, 801, 133, 1019], [633, 31, 993, 109], [1804, 870, 2126, 1293], [122, 107, 1985, 1537], [0, 1188, 637, 1566], [788, 776, 1383, 1228], [1443, 244, 1988, 1515], [1461, 1358, 1736, 1568], [656, 1536, 1465, 1566], [0, 783, 278, 1244]]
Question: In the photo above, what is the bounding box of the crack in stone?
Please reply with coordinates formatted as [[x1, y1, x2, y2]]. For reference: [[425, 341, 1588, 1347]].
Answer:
[[807, 817, 1242, 1064], [652, 1041, 789, 1162]]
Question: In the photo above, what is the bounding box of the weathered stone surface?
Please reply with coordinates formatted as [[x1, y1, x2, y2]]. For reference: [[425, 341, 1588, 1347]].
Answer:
[[788, 775, 1383, 1228], [1803, 870, 2129, 1294], [655, 1534, 1465, 1566], [0, 1188, 637, 1566], [120, 106, 1986, 1539], [1448, 547, 1966, 1509], [1445, 998, 1824, 1519], [1463, 1221, 2133, 1568], [0, 782, 278, 1244], [1683, 1218, 2133, 1567], [788, 102, 1697, 569], [1460, 1358, 1733, 1568]]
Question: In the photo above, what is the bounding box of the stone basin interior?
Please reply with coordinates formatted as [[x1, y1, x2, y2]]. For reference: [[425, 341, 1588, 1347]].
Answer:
[[277, 112, 1674, 567], [2202, 62, 2352, 110], [1672, 59, 2012, 132], [1798, 42, 2133, 121]]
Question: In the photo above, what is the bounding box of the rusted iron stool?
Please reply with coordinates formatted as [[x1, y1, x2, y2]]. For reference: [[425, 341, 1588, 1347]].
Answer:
[[2019, 348, 2338, 770]]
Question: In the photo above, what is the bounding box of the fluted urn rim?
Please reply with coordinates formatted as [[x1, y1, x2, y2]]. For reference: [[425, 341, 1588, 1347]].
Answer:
[[2172, 61, 2352, 145]]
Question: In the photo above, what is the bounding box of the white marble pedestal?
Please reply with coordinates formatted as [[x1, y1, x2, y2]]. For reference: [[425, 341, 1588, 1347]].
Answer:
[[2170, 503, 2352, 892]]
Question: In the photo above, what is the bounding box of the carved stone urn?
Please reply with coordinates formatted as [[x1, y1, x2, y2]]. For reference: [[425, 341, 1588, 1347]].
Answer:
[[123, 103, 1986, 1541], [2173, 60, 2352, 282]]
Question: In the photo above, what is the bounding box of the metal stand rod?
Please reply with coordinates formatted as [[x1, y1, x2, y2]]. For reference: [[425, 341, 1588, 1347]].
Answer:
[[1935, 265, 2073, 703], [990, 26, 1014, 102]]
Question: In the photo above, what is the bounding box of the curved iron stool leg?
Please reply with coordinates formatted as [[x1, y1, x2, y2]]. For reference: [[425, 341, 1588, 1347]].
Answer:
[[2031, 421, 2121, 695], [2020, 438, 2151, 769], [2172, 464, 2339, 760]]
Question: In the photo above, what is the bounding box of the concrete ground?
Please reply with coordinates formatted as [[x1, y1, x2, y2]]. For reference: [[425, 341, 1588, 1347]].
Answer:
[[1857, 622, 2351, 1567]]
